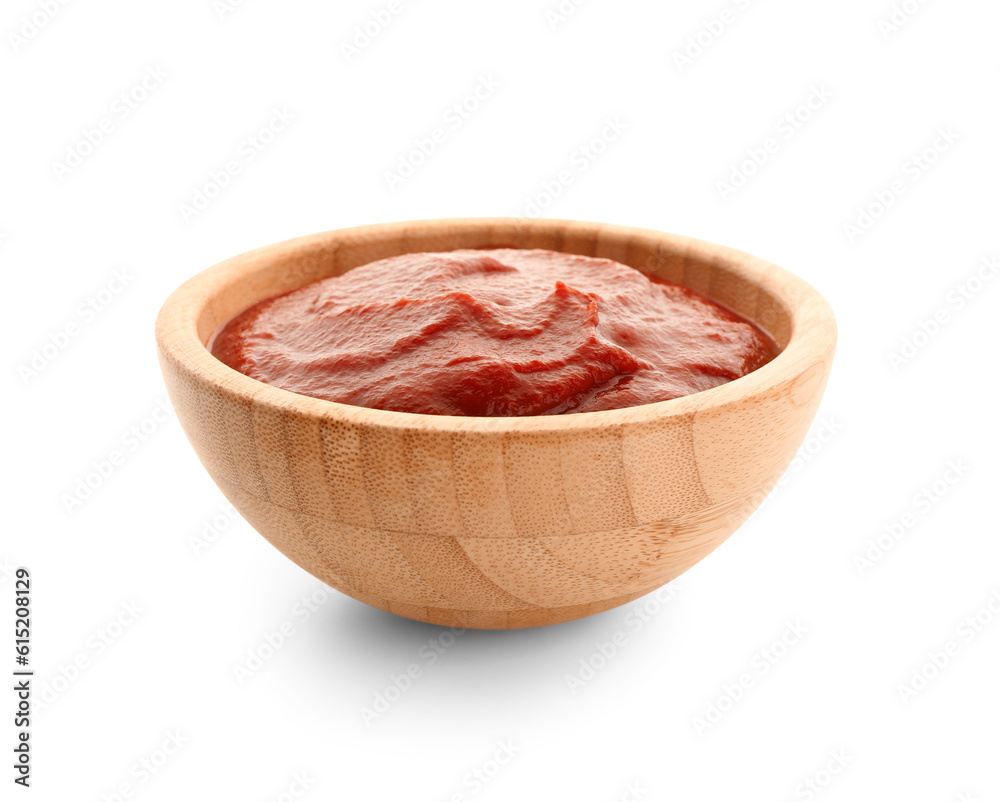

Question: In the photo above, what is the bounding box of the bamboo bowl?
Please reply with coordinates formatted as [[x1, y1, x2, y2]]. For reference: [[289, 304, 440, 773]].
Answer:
[[156, 218, 836, 629]]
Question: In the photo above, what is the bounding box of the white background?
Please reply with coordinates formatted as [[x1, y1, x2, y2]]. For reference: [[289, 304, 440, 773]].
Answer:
[[3, 0, 999, 799]]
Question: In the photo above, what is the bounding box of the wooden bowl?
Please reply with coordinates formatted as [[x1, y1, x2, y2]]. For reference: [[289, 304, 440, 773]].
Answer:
[[156, 218, 836, 629]]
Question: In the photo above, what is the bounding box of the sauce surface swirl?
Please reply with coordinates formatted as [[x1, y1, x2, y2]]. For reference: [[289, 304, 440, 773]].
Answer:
[[211, 248, 778, 416]]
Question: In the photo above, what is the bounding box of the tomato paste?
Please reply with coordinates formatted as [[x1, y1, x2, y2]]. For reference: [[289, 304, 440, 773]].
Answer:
[[210, 249, 777, 416]]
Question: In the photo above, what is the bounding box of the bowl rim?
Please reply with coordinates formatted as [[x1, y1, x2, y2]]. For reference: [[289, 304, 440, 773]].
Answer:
[[155, 217, 836, 433]]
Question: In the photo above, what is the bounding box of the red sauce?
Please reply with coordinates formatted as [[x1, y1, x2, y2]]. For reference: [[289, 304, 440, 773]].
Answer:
[[211, 249, 778, 416]]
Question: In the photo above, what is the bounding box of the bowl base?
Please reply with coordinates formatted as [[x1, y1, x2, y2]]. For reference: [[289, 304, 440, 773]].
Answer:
[[343, 587, 650, 630]]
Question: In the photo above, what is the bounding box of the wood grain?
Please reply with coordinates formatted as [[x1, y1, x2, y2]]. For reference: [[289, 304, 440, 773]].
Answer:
[[156, 218, 837, 629]]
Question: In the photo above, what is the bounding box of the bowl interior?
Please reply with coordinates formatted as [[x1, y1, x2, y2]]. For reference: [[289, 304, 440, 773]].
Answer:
[[191, 219, 795, 354]]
